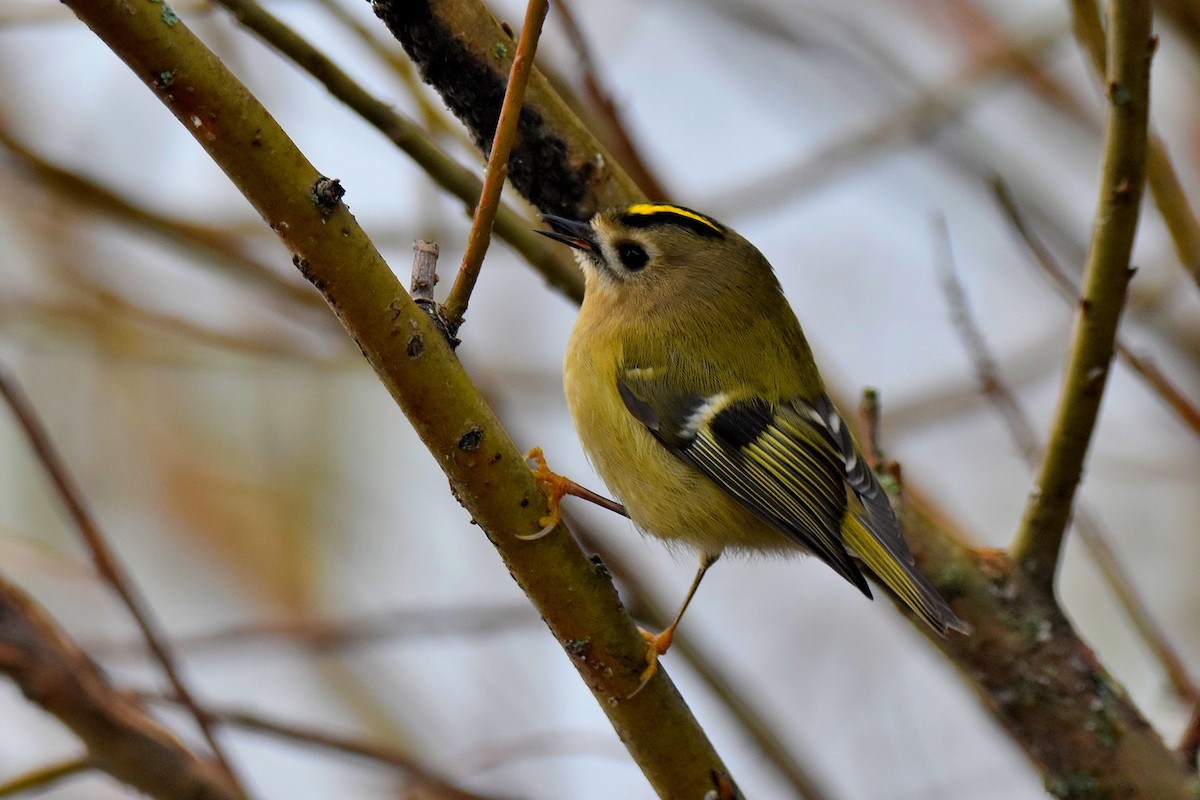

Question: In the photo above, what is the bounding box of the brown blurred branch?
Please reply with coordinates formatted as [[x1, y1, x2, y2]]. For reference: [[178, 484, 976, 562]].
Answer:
[[553, 0, 668, 200], [1011, 1, 1153, 588], [0, 123, 323, 316], [0, 369, 247, 796], [139, 692, 508, 800], [0, 575, 240, 800], [1181, 703, 1200, 768], [88, 604, 539, 658]]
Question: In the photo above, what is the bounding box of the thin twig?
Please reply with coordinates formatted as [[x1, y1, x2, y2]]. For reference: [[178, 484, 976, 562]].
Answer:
[[1068, 0, 1200, 288], [87, 603, 539, 658], [440, 0, 550, 335], [0, 756, 92, 797], [709, 22, 1066, 217], [0, 124, 323, 314], [934, 216, 1198, 704], [0, 369, 247, 797], [208, 0, 582, 303], [992, 177, 1200, 438], [1010, 1, 1153, 588], [138, 692, 504, 800], [553, 0, 668, 200]]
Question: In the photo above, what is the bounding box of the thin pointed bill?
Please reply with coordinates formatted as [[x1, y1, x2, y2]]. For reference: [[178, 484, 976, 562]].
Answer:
[[537, 214, 599, 253]]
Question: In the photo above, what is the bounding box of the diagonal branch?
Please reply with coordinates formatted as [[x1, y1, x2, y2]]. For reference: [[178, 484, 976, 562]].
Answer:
[[1010, 1, 1154, 589], [0, 575, 240, 800], [59, 1, 735, 796]]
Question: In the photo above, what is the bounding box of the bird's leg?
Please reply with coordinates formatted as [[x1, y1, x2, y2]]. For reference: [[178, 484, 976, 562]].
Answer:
[[632, 551, 721, 696], [518, 447, 628, 540]]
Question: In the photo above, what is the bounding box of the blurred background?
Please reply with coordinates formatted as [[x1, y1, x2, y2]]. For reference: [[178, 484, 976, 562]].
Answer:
[[1, 0, 1198, 797]]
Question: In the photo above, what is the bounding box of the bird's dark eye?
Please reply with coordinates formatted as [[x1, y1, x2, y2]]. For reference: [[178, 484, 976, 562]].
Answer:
[[616, 242, 649, 272]]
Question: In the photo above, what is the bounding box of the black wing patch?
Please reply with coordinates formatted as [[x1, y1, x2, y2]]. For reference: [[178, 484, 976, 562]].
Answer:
[[617, 374, 870, 597]]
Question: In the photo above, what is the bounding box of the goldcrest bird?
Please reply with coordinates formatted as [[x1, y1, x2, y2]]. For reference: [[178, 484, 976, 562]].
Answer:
[[536, 203, 967, 684]]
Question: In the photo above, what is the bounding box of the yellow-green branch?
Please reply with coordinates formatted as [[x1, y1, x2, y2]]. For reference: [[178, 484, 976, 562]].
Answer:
[[1012, 1, 1154, 587]]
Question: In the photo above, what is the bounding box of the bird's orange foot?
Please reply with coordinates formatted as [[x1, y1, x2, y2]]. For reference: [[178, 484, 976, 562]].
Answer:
[[517, 447, 573, 540], [630, 625, 675, 697]]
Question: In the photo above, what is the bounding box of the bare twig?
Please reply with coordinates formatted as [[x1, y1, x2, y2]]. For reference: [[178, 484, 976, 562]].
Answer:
[[208, 0, 582, 303], [0, 124, 323, 315], [0, 756, 92, 797], [139, 692, 508, 800], [934, 216, 1198, 704], [1068, 0, 1200, 288], [553, 0, 668, 200], [1010, 1, 1153, 588], [0, 576, 239, 800], [992, 177, 1200, 438], [88, 604, 539, 658], [0, 369, 247, 797], [440, 0, 550, 334]]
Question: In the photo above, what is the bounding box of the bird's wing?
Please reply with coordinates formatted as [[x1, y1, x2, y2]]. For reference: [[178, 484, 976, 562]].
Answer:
[[617, 370, 872, 597]]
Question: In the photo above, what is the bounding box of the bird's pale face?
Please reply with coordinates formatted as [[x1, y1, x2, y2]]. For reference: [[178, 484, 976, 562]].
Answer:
[[540, 204, 767, 311]]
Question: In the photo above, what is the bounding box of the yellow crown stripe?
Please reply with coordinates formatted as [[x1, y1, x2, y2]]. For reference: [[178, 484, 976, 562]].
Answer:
[[625, 204, 723, 235]]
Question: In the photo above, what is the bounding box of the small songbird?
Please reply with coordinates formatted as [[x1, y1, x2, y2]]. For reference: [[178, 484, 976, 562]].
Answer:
[[536, 203, 967, 684]]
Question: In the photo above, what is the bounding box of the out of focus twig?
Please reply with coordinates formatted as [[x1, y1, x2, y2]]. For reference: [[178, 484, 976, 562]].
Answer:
[[140, 692, 508, 800], [992, 177, 1200, 438], [0, 756, 91, 797], [0, 368, 247, 796], [553, 0, 667, 200], [1180, 703, 1200, 768], [0, 124, 323, 315], [88, 603, 539, 658]]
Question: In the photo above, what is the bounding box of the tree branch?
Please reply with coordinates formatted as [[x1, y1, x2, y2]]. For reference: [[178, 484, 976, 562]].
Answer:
[[60, 1, 735, 796], [1010, 1, 1154, 588], [0, 575, 240, 800]]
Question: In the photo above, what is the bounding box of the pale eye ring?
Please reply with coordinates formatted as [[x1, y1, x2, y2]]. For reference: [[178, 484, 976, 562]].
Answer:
[[616, 242, 649, 271]]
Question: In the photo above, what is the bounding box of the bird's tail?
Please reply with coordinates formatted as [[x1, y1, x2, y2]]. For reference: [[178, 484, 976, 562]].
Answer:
[[843, 515, 970, 636]]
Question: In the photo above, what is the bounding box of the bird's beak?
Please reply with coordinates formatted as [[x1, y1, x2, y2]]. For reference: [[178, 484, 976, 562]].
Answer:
[[537, 214, 598, 253]]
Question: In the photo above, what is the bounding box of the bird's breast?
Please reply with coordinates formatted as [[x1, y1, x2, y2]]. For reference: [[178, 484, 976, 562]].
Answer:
[[563, 316, 789, 555]]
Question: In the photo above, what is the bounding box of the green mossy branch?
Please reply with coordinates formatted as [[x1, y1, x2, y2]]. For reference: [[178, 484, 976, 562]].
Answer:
[[60, 0, 734, 797]]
